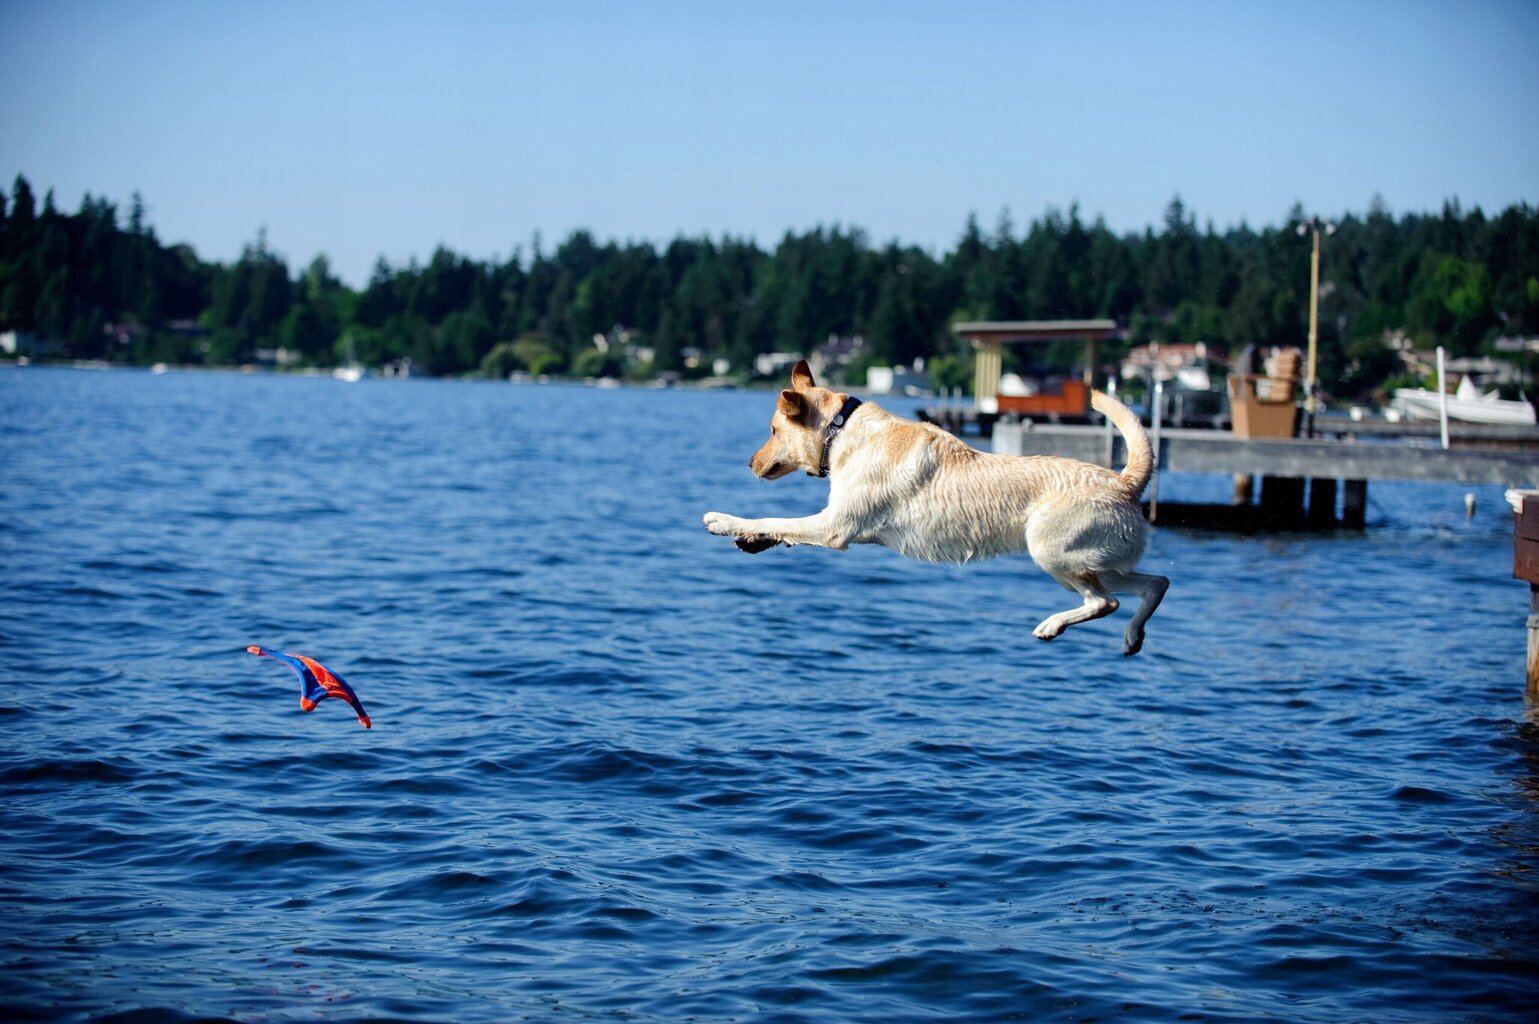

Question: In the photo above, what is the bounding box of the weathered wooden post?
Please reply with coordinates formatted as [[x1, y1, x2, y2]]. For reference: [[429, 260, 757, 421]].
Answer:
[[1260, 475, 1305, 527], [1342, 479, 1368, 529], [1513, 490, 1539, 699], [1530, 588, 1539, 701], [1307, 477, 1338, 528]]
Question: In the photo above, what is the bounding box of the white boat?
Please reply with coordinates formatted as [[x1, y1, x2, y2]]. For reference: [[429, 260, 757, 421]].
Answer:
[[333, 334, 365, 382], [1394, 376, 1536, 425]]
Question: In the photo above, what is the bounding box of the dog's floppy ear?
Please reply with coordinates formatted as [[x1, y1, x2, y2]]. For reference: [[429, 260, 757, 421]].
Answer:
[[790, 359, 816, 392], [777, 389, 806, 421]]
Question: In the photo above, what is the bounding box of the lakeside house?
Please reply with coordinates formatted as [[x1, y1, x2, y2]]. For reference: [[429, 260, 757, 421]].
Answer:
[[866, 361, 931, 396], [1, 330, 48, 356], [1119, 341, 1224, 391]]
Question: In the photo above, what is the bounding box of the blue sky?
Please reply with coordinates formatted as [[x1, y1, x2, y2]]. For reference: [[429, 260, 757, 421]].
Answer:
[[2, 0, 1536, 286]]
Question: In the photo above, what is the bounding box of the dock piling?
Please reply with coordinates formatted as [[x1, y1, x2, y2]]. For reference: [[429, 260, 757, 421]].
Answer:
[[1513, 490, 1539, 698], [1307, 478, 1339, 528], [1342, 480, 1368, 529], [1529, 587, 1539, 701], [1260, 476, 1305, 524]]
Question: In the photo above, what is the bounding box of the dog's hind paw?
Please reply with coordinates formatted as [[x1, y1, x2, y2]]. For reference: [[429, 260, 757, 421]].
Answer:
[[734, 535, 780, 554], [1122, 630, 1144, 657]]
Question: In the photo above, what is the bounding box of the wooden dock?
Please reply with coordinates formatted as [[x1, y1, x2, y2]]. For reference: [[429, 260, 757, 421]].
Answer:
[[990, 420, 1539, 531]]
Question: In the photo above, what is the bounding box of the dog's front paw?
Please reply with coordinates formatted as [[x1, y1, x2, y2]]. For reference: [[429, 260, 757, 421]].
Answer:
[[703, 512, 742, 536]]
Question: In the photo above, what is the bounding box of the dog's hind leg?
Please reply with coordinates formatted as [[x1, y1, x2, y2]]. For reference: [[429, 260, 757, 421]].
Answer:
[[1102, 570, 1169, 657], [1032, 571, 1119, 642]]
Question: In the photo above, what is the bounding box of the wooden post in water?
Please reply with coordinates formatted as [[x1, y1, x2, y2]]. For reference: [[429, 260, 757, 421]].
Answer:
[[1307, 478, 1339, 528], [1514, 491, 1539, 698], [1149, 379, 1163, 523], [1530, 587, 1539, 701], [1259, 475, 1305, 527], [1233, 472, 1254, 506], [1342, 479, 1368, 529]]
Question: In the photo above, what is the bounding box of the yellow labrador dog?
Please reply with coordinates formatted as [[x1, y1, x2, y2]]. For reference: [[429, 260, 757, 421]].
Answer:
[[703, 360, 1168, 655]]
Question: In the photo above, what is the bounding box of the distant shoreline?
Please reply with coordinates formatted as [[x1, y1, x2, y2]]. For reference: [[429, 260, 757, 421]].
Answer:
[[0, 356, 786, 392]]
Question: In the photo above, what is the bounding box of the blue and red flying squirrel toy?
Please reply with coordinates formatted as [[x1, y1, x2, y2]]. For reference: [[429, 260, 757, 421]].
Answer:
[[247, 646, 371, 728]]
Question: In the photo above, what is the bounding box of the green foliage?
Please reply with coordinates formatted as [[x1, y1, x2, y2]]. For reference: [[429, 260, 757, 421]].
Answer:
[[928, 353, 972, 395], [479, 340, 522, 379], [435, 309, 493, 375], [571, 345, 621, 379], [203, 230, 293, 363], [4, 174, 1538, 404], [838, 350, 884, 389], [1341, 334, 1404, 400], [480, 334, 569, 376], [1406, 254, 1493, 354], [527, 350, 565, 376]]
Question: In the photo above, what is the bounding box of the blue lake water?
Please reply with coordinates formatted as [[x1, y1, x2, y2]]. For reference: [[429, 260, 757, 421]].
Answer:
[[2, 365, 1537, 1023]]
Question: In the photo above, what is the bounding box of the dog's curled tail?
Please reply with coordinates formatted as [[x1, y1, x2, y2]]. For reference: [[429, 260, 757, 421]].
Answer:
[[1090, 389, 1155, 500]]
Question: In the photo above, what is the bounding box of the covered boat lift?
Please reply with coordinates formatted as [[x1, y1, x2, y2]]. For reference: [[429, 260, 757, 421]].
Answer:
[[954, 319, 1123, 418]]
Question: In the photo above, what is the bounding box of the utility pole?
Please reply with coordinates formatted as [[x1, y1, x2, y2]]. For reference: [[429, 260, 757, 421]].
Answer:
[[1297, 215, 1335, 437]]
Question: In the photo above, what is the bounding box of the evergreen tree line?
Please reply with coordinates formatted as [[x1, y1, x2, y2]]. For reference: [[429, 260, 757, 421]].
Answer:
[[3, 173, 1537, 401]]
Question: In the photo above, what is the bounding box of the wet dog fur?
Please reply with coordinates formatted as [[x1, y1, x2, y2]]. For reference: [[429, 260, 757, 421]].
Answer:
[[703, 361, 1169, 655]]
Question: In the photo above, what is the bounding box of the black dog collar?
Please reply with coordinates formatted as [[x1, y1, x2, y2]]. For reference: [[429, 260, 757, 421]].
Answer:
[[813, 396, 864, 478]]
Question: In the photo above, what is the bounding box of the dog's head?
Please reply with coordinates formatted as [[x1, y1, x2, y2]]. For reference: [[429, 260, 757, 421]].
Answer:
[[749, 359, 834, 479]]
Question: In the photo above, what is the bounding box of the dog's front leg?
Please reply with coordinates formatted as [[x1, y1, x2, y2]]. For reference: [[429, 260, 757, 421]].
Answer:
[[703, 510, 852, 551]]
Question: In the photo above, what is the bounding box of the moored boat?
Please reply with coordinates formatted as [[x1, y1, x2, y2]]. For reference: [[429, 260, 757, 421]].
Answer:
[[1394, 376, 1535, 425]]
